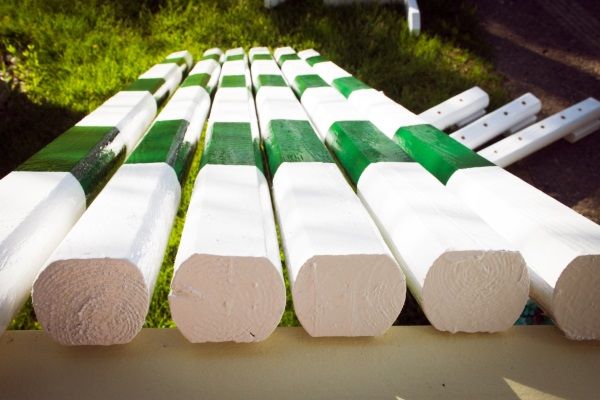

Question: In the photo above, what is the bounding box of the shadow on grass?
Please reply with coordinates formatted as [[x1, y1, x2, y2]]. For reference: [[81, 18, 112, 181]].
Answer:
[[0, 80, 83, 178], [268, 0, 508, 111]]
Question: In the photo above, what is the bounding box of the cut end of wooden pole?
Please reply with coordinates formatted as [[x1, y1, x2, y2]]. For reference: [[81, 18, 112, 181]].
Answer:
[[422, 250, 529, 333], [292, 254, 405, 337], [32, 259, 149, 346], [553, 255, 600, 340], [169, 254, 286, 343]]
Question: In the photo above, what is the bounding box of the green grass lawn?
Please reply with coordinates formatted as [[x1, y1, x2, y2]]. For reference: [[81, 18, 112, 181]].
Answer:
[[1, 0, 508, 330]]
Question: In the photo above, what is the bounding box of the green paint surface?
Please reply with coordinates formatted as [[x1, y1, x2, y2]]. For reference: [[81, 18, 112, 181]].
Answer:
[[326, 121, 412, 185], [226, 54, 244, 61], [201, 122, 263, 174], [127, 119, 190, 168], [256, 74, 287, 90], [172, 141, 196, 183], [202, 54, 220, 62], [293, 74, 329, 97], [18, 125, 127, 202], [75, 148, 125, 204], [306, 55, 327, 66], [278, 53, 300, 64], [124, 78, 165, 93], [161, 57, 187, 67], [251, 53, 272, 62], [332, 76, 371, 98], [394, 124, 494, 184], [265, 120, 333, 176], [18, 126, 118, 172], [220, 75, 247, 88], [181, 73, 211, 89]]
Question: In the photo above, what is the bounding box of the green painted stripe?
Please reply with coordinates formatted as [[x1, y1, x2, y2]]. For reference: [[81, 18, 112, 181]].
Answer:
[[256, 74, 287, 90], [226, 54, 244, 61], [201, 122, 264, 174], [124, 78, 165, 93], [18, 126, 118, 172], [251, 54, 273, 62], [18, 125, 126, 203], [75, 148, 125, 204], [306, 55, 328, 66], [172, 141, 197, 183], [332, 76, 371, 99], [181, 73, 211, 89], [127, 119, 196, 183], [265, 120, 333, 176], [326, 121, 412, 185], [202, 54, 221, 62], [220, 75, 247, 88], [293, 74, 329, 97], [127, 119, 189, 165], [394, 124, 494, 185], [161, 57, 187, 67], [278, 53, 301, 64]]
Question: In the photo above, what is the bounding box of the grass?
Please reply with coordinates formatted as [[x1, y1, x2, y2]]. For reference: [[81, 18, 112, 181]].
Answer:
[[1, 0, 508, 330]]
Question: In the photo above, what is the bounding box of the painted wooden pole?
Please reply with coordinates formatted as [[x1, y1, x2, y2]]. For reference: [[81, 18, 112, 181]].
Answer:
[[478, 98, 600, 166], [279, 47, 529, 333], [169, 48, 285, 343], [450, 93, 542, 150], [249, 47, 405, 337], [0, 52, 189, 335], [298, 50, 490, 133], [31, 51, 218, 345], [300, 50, 600, 340]]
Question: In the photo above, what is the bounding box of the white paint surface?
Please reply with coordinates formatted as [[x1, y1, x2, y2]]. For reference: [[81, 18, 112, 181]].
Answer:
[[78, 91, 158, 154], [450, 93, 542, 149], [419, 86, 489, 130], [138, 63, 183, 102], [171, 51, 284, 343], [165, 50, 194, 72], [358, 162, 529, 332], [301, 87, 365, 137], [479, 98, 600, 166], [0, 172, 85, 333], [448, 166, 600, 340], [32, 164, 181, 345], [170, 165, 285, 343], [273, 163, 405, 336], [251, 50, 406, 336]]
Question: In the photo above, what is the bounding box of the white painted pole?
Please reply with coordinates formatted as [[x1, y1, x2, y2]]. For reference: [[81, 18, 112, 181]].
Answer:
[[169, 48, 285, 343], [300, 49, 600, 340], [479, 98, 600, 167], [31, 52, 218, 345], [250, 47, 405, 336], [282, 47, 529, 333], [450, 93, 542, 149], [0, 52, 189, 335], [419, 87, 490, 131]]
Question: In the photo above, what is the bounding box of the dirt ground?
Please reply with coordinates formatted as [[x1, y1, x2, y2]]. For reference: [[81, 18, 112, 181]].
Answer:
[[472, 0, 600, 223]]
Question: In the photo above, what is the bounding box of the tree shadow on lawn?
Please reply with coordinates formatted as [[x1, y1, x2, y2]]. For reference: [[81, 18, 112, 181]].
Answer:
[[267, 0, 508, 112], [0, 80, 84, 179]]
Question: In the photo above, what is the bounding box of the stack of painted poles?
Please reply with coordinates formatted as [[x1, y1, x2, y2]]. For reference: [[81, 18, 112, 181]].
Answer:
[[168, 48, 286, 343], [0, 51, 189, 334], [2, 46, 598, 344], [274, 47, 530, 334], [249, 47, 405, 337], [295, 48, 600, 340], [29, 49, 221, 345]]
